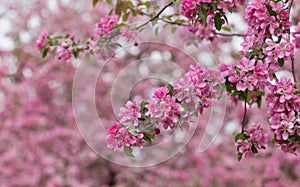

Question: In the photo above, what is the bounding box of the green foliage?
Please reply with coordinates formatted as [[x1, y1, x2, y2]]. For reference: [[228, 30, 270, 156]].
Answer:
[[214, 14, 222, 31], [168, 83, 174, 96], [124, 146, 134, 158]]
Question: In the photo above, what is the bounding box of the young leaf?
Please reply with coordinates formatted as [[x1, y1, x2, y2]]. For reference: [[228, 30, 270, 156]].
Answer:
[[197, 9, 207, 24], [124, 146, 134, 158], [214, 14, 222, 31], [251, 145, 258, 154], [93, 0, 100, 7], [272, 135, 277, 145], [257, 96, 262, 108], [168, 83, 174, 96], [237, 152, 243, 161], [246, 90, 251, 104], [40, 47, 49, 58], [128, 129, 139, 136], [278, 58, 284, 67], [143, 134, 153, 145], [140, 101, 148, 112], [235, 133, 246, 142]]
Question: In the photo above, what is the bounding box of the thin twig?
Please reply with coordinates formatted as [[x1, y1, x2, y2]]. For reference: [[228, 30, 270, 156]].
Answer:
[[287, 0, 297, 83], [291, 57, 297, 83], [214, 32, 250, 37], [241, 92, 248, 133], [288, 0, 294, 14], [136, 0, 177, 30]]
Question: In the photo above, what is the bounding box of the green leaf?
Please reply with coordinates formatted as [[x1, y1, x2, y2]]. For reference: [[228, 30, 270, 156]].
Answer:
[[235, 133, 246, 142], [128, 129, 139, 136], [73, 48, 79, 58], [237, 152, 243, 161], [144, 1, 151, 9], [225, 81, 235, 92], [178, 115, 183, 126], [235, 67, 241, 73], [246, 90, 251, 104], [140, 101, 148, 112], [197, 9, 207, 24], [223, 15, 229, 25], [272, 135, 277, 145], [214, 14, 222, 31], [124, 146, 134, 158], [211, 2, 217, 10], [257, 96, 262, 108], [171, 27, 177, 34], [143, 134, 153, 145], [202, 3, 208, 9], [222, 26, 231, 32], [153, 5, 160, 10], [40, 46, 49, 58], [51, 47, 57, 58], [93, 0, 99, 7], [127, 1, 134, 8], [251, 145, 258, 154], [231, 91, 240, 97], [122, 12, 130, 22], [278, 58, 284, 67], [168, 83, 174, 96]]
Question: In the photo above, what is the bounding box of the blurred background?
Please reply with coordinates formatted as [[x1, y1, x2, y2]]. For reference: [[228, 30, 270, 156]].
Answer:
[[0, 0, 300, 186]]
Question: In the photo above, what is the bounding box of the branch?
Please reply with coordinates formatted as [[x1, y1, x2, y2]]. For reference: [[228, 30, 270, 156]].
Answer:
[[291, 57, 297, 83], [213, 32, 249, 37], [241, 91, 248, 133], [136, 0, 177, 30], [288, 0, 294, 15]]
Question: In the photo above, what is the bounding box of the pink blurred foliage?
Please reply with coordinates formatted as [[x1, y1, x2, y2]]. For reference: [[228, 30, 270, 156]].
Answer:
[[1, 0, 300, 186]]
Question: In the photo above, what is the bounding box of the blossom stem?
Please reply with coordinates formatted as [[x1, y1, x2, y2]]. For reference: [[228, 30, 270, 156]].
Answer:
[[241, 92, 247, 133], [291, 57, 297, 83]]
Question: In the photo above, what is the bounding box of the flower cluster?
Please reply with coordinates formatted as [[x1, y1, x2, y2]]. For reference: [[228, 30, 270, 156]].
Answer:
[[266, 77, 300, 154], [106, 65, 215, 154], [220, 58, 268, 106], [263, 37, 294, 63], [37, 15, 139, 62], [94, 15, 119, 37], [173, 64, 214, 114], [106, 122, 145, 151], [245, 0, 291, 36], [36, 30, 49, 50], [235, 123, 267, 160], [293, 22, 300, 48], [180, 0, 243, 39]]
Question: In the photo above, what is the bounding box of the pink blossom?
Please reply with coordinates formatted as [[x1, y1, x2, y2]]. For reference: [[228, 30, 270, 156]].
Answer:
[[118, 101, 141, 126], [36, 30, 49, 50], [94, 15, 119, 37]]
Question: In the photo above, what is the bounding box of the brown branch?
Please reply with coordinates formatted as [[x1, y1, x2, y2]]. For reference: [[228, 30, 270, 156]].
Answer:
[[214, 31, 250, 37], [288, 0, 294, 15], [241, 91, 248, 133], [136, 0, 177, 30]]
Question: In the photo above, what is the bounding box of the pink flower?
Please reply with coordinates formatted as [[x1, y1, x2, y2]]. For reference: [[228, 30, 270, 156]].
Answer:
[[94, 15, 119, 37], [153, 86, 169, 100], [118, 101, 141, 126], [107, 122, 121, 138], [180, 0, 201, 20], [36, 30, 49, 50], [236, 123, 267, 160], [237, 58, 255, 72]]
